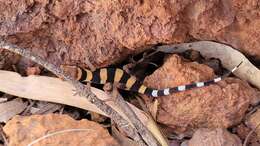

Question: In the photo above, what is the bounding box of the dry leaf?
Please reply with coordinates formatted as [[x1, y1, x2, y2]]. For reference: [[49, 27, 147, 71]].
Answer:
[[149, 99, 159, 120], [0, 98, 8, 103], [157, 41, 260, 90], [33, 102, 63, 114], [0, 70, 168, 146], [0, 98, 27, 123], [111, 125, 138, 146]]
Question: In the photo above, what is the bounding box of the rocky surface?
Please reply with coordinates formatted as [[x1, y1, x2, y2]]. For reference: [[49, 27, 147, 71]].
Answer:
[[0, 0, 260, 68], [186, 0, 260, 57], [187, 128, 242, 146], [143, 54, 257, 134], [3, 114, 119, 146], [1, 0, 259, 144]]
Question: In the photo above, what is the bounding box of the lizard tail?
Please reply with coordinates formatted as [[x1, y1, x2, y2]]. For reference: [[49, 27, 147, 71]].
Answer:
[[143, 61, 243, 97]]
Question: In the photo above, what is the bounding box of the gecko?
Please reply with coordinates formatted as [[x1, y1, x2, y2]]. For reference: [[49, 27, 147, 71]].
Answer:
[[65, 62, 242, 97]]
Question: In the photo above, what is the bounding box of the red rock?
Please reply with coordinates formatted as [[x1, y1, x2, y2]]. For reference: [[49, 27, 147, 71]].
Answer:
[[186, 0, 260, 58], [188, 128, 242, 146], [143, 54, 257, 134], [3, 114, 119, 146], [1, 0, 260, 68]]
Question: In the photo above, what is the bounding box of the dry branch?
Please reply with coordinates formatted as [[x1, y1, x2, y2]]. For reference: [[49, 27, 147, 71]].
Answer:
[[0, 39, 159, 146]]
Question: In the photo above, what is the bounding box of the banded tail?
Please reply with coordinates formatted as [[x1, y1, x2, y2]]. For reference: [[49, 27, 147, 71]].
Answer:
[[75, 62, 242, 97]]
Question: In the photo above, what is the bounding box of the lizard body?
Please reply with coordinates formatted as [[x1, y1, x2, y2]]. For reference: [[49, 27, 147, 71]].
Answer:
[[73, 62, 242, 97]]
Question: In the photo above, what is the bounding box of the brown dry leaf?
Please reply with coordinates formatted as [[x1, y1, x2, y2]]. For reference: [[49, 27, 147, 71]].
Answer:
[[32, 102, 63, 114], [149, 99, 159, 120], [111, 125, 138, 146], [0, 70, 168, 146], [0, 98, 27, 123], [157, 41, 260, 90]]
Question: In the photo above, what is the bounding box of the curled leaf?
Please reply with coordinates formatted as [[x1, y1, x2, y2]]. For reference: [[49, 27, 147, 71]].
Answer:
[[157, 41, 260, 89]]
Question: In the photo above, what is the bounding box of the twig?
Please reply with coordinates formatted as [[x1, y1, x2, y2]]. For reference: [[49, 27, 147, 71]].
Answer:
[[27, 128, 94, 146], [0, 124, 8, 146], [243, 122, 260, 146], [0, 39, 156, 146], [110, 85, 159, 146]]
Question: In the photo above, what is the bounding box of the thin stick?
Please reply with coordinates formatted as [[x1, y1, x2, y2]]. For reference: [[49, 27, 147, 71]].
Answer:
[[27, 128, 94, 146], [0, 40, 157, 146], [0, 125, 8, 146]]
